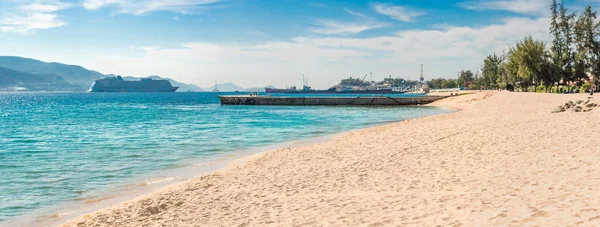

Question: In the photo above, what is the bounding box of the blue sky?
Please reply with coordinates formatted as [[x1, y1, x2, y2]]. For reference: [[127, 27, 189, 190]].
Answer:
[[0, 0, 593, 88]]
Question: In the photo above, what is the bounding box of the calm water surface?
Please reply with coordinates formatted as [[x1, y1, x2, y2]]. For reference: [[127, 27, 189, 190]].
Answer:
[[0, 92, 449, 221]]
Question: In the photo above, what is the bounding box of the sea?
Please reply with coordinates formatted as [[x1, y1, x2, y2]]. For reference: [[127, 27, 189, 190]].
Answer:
[[0, 92, 451, 224]]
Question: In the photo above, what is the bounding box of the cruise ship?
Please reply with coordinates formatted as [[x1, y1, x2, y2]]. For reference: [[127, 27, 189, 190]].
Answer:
[[88, 76, 178, 92]]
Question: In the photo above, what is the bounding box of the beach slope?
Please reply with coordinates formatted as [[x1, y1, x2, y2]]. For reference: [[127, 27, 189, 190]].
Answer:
[[63, 92, 600, 226]]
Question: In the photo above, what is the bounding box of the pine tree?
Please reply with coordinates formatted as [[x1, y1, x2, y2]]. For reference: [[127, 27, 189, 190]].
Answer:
[[550, 0, 562, 88], [559, 1, 576, 85], [573, 5, 599, 85], [482, 54, 502, 88]]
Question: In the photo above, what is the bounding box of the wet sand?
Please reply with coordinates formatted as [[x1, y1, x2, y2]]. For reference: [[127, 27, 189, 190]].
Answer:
[[62, 91, 600, 226]]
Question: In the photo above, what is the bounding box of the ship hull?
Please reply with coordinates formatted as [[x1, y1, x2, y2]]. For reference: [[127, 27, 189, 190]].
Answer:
[[89, 87, 179, 92], [265, 88, 405, 94], [88, 77, 179, 92]]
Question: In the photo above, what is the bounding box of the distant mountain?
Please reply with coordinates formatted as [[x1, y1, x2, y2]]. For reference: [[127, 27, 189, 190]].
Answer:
[[0, 56, 103, 87], [0, 56, 205, 92], [204, 83, 245, 92], [122, 75, 204, 92], [242, 87, 266, 92], [0, 66, 80, 91]]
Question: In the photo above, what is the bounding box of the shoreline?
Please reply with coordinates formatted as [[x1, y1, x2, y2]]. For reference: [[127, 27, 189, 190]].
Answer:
[[3, 102, 451, 227], [5, 127, 363, 227], [60, 90, 600, 226], [60, 91, 600, 226], [25, 90, 600, 226], [54, 93, 472, 227]]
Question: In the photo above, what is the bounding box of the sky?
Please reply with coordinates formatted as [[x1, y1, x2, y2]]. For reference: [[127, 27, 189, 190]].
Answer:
[[0, 0, 595, 89]]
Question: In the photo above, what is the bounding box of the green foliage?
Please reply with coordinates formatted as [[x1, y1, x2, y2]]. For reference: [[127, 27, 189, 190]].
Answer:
[[503, 36, 549, 88], [428, 78, 458, 89], [497, 81, 507, 90], [471, 3, 600, 92], [573, 5, 598, 81], [339, 77, 371, 86], [559, 2, 576, 83], [582, 82, 591, 91], [418, 2, 600, 93], [482, 54, 503, 89], [536, 84, 546, 92], [381, 77, 419, 87], [457, 70, 475, 88]]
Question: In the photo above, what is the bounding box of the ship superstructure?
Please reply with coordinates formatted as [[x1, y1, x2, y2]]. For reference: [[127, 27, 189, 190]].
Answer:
[[88, 76, 178, 92]]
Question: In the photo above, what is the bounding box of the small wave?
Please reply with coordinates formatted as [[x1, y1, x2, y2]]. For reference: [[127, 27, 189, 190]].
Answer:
[[192, 161, 217, 167], [41, 209, 74, 220], [84, 195, 116, 204], [137, 177, 175, 187]]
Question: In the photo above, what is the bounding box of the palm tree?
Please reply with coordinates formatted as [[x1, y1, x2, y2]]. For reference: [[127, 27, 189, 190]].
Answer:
[[506, 36, 549, 90]]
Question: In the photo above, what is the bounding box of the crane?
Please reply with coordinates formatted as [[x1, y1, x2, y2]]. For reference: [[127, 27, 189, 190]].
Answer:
[[360, 74, 368, 85]]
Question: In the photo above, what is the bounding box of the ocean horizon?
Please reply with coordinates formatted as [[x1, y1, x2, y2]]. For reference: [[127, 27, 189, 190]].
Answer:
[[0, 92, 450, 223]]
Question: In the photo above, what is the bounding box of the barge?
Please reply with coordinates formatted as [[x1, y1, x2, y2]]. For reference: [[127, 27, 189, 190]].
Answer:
[[218, 95, 446, 106]]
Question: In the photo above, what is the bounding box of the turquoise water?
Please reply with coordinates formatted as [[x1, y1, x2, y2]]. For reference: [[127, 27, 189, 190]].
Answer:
[[0, 92, 449, 221]]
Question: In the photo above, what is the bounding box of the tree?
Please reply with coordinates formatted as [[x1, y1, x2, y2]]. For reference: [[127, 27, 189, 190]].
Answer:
[[559, 1, 576, 84], [427, 78, 459, 89], [482, 54, 503, 88], [549, 0, 563, 90], [575, 5, 600, 87], [339, 77, 370, 86], [506, 36, 549, 89], [457, 70, 475, 89]]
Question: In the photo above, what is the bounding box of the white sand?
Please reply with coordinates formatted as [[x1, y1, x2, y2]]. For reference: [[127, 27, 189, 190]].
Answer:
[[62, 91, 600, 226]]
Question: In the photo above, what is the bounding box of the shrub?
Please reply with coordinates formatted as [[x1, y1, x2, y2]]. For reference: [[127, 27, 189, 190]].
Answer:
[[582, 83, 590, 92], [536, 85, 546, 92]]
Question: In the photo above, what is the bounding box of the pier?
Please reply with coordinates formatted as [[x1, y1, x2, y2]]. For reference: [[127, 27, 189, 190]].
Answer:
[[218, 95, 447, 106]]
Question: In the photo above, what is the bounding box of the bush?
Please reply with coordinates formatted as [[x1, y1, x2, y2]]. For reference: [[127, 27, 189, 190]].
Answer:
[[536, 85, 546, 92], [570, 85, 579, 93], [582, 83, 590, 92], [497, 82, 507, 90]]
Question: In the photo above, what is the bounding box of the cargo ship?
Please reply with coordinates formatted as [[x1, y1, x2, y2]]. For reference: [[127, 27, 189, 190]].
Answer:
[[264, 87, 404, 94], [265, 74, 407, 94], [88, 76, 178, 92]]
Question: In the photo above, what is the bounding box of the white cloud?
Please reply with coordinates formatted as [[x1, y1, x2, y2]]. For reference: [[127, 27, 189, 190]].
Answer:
[[1, 1, 71, 34], [1, 13, 65, 34], [309, 20, 388, 35], [459, 0, 548, 15], [82, 0, 225, 15], [309, 8, 388, 35], [344, 9, 367, 18], [20, 1, 72, 13], [84, 17, 551, 88], [372, 3, 425, 22]]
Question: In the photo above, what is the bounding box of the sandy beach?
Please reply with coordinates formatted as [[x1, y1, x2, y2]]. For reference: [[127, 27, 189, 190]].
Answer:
[[62, 91, 600, 226]]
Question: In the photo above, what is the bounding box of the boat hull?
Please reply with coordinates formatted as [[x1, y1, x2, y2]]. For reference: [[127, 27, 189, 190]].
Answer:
[[89, 86, 179, 92], [88, 77, 179, 92], [219, 95, 444, 105]]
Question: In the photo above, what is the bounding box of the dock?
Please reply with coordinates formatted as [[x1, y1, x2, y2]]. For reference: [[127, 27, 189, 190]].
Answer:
[[218, 95, 447, 106]]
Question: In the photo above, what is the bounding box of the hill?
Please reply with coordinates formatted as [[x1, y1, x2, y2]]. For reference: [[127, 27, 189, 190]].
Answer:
[[146, 76, 204, 92], [204, 83, 245, 92], [0, 56, 104, 87], [242, 87, 266, 92], [0, 66, 79, 91], [0, 56, 204, 92], [122, 76, 204, 92]]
